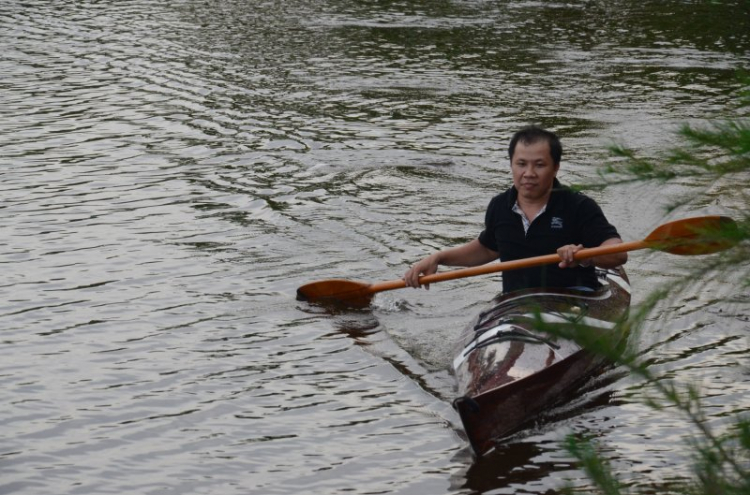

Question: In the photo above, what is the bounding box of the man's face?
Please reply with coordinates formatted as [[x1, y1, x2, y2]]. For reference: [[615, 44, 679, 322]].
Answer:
[[510, 140, 559, 203]]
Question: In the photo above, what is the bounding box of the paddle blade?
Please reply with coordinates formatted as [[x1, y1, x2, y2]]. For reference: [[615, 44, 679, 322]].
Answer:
[[645, 215, 738, 255], [296, 279, 374, 306]]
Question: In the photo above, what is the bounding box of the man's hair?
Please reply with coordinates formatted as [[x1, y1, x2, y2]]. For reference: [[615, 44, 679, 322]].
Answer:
[[508, 126, 563, 166]]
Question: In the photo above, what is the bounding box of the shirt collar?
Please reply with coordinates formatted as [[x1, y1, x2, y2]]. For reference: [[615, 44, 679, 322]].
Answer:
[[509, 178, 562, 234], [512, 201, 547, 234]]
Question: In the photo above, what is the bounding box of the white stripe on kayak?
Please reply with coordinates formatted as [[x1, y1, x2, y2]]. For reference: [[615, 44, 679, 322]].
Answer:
[[530, 312, 618, 329], [453, 312, 618, 370], [453, 323, 514, 370], [607, 273, 631, 294]]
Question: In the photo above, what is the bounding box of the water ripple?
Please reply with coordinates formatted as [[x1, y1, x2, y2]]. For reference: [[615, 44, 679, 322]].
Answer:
[[1, 1, 749, 494]]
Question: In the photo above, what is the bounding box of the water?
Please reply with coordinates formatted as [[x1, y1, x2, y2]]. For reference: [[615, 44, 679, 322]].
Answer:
[[2, 1, 749, 493]]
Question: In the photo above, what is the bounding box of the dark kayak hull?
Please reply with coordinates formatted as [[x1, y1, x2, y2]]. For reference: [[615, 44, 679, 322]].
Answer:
[[452, 268, 631, 456]]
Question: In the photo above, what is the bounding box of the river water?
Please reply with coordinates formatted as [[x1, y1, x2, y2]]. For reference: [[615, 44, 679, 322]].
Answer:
[[2, 1, 749, 494]]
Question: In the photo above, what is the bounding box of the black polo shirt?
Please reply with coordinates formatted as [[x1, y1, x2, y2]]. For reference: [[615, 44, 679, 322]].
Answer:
[[478, 179, 620, 293]]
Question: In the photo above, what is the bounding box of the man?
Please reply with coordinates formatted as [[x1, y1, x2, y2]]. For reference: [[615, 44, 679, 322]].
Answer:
[[403, 126, 626, 293]]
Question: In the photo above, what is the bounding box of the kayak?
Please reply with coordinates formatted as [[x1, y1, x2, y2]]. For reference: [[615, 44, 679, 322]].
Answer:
[[452, 267, 631, 456]]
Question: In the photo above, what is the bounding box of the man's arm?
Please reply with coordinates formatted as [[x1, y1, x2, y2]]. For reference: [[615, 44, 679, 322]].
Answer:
[[557, 237, 627, 269], [404, 239, 499, 288]]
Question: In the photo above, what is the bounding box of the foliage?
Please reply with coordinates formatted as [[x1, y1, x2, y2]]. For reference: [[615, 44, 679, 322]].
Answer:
[[556, 72, 750, 494]]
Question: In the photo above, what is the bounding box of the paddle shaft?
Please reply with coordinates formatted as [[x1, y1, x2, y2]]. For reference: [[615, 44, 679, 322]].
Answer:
[[296, 215, 736, 304], [368, 239, 650, 294]]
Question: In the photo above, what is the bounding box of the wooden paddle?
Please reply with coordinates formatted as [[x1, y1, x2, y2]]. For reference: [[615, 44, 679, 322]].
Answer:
[[297, 215, 737, 306]]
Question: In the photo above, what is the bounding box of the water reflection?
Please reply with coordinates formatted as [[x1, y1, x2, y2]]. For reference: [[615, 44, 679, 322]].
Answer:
[[459, 440, 575, 494], [1, 0, 749, 494]]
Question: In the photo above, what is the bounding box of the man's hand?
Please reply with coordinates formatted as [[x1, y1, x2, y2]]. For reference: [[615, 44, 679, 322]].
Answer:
[[557, 244, 588, 268], [559, 238, 626, 269], [403, 240, 499, 289], [403, 254, 440, 289]]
